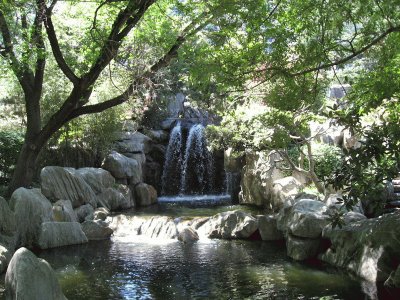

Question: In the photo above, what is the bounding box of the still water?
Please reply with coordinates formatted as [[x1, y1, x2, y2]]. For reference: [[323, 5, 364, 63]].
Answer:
[[0, 203, 395, 299]]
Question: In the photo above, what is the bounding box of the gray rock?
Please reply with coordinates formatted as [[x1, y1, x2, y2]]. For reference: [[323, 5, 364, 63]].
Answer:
[[0, 245, 12, 274], [321, 211, 400, 283], [239, 151, 285, 209], [224, 148, 244, 173], [257, 215, 283, 241], [114, 131, 153, 154], [97, 187, 134, 211], [40, 166, 98, 208], [0, 196, 15, 236], [37, 222, 88, 249], [5, 247, 67, 300], [116, 184, 135, 209], [385, 266, 400, 288], [139, 216, 178, 239], [73, 167, 115, 194], [102, 151, 142, 184], [286, 234, 321, 261], [198, 210, 258, 239], [144, 129, 169, 143], [94, 207, 110, 221], [9, 188, 53, 248], [271, 176, 303, 210], [178, 227, 199, 243], [135, 183, 157, 207], [52, 200, 77, 222], [74, 204, 95, 223], [81, 220, 113, 240], [278, 199, 329, 239]]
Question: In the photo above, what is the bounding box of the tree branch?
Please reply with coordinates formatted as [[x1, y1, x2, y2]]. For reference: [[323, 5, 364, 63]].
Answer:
[[41, 0, 79, 84]]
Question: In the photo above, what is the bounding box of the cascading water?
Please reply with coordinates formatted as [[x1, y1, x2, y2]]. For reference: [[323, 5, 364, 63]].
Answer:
[[160, 123, 229, 206], [161, 122, 183, 195], [180, 124, 214, 194]]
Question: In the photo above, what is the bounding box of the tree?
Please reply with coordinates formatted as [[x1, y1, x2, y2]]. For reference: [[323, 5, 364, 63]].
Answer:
[[0, 0, 216, 195]]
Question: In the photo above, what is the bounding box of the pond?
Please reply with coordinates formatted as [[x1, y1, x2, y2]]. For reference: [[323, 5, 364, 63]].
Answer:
[[0, 203, 394, 299]]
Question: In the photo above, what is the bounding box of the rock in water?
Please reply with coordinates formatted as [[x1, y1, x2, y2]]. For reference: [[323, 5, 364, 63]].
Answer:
[[257, 215, 283, 241], [178, 227, 199, 243], [5, 247, 67, 300], [81, 220, 113, 240], [198, 210, 258, 239], [321, 211, 400, 284], [135, 183, 157, 207], [37, 222, 88, 249], [9, 188, 53, 248]]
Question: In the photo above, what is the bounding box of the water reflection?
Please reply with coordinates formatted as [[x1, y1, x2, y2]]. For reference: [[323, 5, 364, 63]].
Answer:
[[27, 239, 369, 300]]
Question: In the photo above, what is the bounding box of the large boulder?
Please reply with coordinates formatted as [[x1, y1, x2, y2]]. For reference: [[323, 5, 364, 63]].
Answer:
[[73, 167, 115, 194], [257, 215, 283, 241], [239, 151, 285, 209], [321, 211, 400, 283], [286, 234, 321, 261], [93, 207, 110, 221], [9, 188, 53, 248], [37, 222, 88, 249], [224, 148, 244, 173], [52, 200, 77, 222], [277, 199, 329, 239], [135, 183, 157, 207], [198, 210, 258, 239], [144, 129, 169, 143], [5, 247, 67, 300], [81, 220, 113, 240], [102, 151, 142, 184], [40, 166, 98, 208]]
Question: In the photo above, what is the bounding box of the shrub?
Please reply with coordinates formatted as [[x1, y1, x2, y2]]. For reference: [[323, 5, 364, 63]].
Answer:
[[0, 129, 24, 185]]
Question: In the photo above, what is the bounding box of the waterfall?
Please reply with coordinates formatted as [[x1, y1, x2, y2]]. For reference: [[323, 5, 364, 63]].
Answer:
[[181, 124, 214, 194], [162, 123, 214, 195], [161, 123, 183, 195]]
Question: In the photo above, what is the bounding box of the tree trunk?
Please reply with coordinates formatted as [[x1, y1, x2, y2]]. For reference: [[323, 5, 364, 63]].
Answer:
[[7, 140, 41, 197]]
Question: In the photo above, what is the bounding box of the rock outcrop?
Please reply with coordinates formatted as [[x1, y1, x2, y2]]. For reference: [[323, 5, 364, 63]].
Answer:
[[321, 211, 400, 284], [5, 247, 67, 300], [10, 188, 53, 248], [102, 151, 142, 185], [40, 166, 97, 208], [73, 167, 115, 194]]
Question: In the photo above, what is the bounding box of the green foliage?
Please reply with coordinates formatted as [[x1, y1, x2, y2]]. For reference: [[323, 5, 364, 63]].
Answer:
[[0, 129, 24, 185]]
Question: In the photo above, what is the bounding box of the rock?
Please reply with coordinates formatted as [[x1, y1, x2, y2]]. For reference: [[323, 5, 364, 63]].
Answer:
[[343, 211, 367, 224], [198, 210, 258, 239], [143, 161, 162, 193], [102, 151, 142, 184], [257, 215, 283, 241], [5, 247, 67, 300], [178, 227, 199, 243], [144, 129, 169, 143], [277, 199, 329, 239], [239, 151, 285, 209], [37, 222, 88, 249], [321, 211, 400, 283], [74, 204, 95, 223], [40, 166, 97, 208], [97, 188, 127, 211], [0, 245, 12, 274], [114, 131, 153, 154], [81, 220, 113, 240], [385, 266, 400, 288], [309, 120, 344, 146], [224, 148, 244, 173], [52, 200, 77, 222], [139, 216, 178, 239], [0, 196, 15, 235], [116, 184, 135, 209], [94, 207, 110, 221], [271, 176, 303, 210], [286, 234, 321, 261], [9, 188, 53, 248], [135, 183, 157, 207], [161, 118, 176, 130], [343, 128, 362, 150], [73, 167, 115, 194]]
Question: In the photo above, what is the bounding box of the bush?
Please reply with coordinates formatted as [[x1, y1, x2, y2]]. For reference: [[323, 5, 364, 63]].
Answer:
[[0, 129, 24, 185]]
